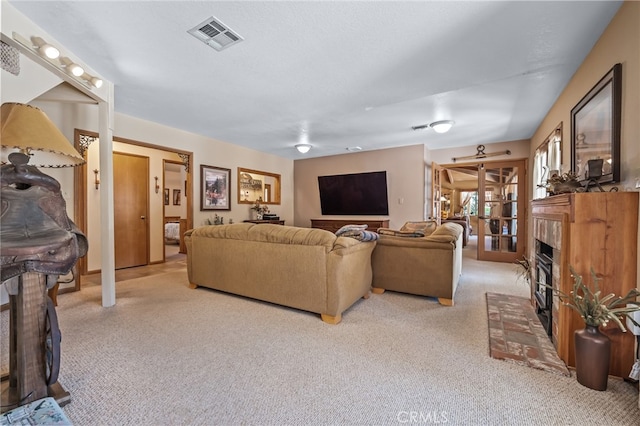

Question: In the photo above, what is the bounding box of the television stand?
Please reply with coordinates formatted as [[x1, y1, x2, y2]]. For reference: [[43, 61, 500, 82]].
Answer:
[[310, 219, 389, 233]]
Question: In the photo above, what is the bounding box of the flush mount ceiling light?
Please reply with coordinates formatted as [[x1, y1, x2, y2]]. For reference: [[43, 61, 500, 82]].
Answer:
[[295, 144, 312, 154], [411, 120, 455, 133], [429, 120, 455, 133], [346, 146, 362, 152]]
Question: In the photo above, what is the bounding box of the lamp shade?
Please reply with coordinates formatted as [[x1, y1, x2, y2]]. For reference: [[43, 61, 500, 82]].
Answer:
[[1, 103, 85, 167]]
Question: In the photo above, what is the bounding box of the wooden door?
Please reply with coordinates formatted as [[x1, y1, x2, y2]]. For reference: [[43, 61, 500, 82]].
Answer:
[[431, 162, 442, 224], [114, 152, 149, 269], [477, 159, 526, 263]]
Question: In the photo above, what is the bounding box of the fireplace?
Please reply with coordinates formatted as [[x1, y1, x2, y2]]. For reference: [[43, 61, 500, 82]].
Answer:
[[534, 241, 553, 336]]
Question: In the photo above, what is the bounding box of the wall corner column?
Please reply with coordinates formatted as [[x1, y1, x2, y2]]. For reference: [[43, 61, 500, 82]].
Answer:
[[98, 83, 116, 307]]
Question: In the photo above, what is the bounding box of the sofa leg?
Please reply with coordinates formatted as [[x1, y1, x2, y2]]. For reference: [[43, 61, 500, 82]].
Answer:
[[438, 298, 454, 306], [371, 287, 385, 294], [362, 292, 370, 299], [321, 313, 342, 324], [188, 283, 198, 289]]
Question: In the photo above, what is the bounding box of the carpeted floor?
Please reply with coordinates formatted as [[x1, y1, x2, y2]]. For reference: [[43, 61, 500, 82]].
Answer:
[[1, 239, 638, 424], [486, 292, 570, 376]]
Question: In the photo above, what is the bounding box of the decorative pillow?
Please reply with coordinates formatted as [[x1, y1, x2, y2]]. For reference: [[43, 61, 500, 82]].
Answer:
[[400, 221, 437, 236]]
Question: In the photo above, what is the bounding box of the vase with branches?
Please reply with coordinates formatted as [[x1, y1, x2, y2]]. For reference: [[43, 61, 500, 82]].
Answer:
[[550, 266, 640, 390]]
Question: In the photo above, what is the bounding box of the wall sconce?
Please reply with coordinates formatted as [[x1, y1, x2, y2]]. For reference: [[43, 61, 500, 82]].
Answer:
[[93, 169, 100, 189], [154, 176, 159, 193]]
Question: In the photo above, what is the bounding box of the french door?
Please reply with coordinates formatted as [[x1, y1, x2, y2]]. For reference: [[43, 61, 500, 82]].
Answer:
[[477, 159, 526, 263]]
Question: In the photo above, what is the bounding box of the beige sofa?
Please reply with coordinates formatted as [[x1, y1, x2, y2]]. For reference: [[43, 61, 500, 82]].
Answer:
[[184, 223, 376, 324], [371, 222, 463, 306]]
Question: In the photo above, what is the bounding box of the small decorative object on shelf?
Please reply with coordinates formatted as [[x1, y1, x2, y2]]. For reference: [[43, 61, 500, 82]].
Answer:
[[204, 214, 225, 225], [544, 171, 581, 195], [546, 266, 640, 390], [251, 199, 269, 220]]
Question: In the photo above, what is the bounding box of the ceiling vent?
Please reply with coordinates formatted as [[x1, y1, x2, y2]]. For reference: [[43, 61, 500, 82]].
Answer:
[[187, 16, 243, 52]]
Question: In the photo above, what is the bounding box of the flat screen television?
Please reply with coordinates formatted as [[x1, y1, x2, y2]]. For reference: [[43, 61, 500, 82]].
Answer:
[[318, 171, 389, 216]]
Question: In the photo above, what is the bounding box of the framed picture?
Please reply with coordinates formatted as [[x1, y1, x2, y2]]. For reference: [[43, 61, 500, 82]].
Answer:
[[201, 164, 231, 211], [164, 188, 170, 205], [173, 189, 181, 205], [571, 63, 621, 184]]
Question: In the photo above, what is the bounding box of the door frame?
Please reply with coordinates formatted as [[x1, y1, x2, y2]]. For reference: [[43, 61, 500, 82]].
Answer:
[[73, 129, 194, 275]]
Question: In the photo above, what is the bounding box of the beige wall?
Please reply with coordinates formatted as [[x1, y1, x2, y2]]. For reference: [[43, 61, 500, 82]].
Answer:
[[294, 144, 426, 230], [528, 1, 640, 288]]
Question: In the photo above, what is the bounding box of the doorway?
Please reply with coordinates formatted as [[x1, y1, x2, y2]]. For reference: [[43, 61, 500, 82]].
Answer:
[[73, 130, 194, 276], [477, 159, 526, 263], [438, 158, 526, 263], [113, 152, 149, 269], [163, 160, 187, 261]]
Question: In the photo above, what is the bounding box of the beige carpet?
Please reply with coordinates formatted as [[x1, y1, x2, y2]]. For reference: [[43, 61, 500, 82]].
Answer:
[[1, 245, 638, 425]]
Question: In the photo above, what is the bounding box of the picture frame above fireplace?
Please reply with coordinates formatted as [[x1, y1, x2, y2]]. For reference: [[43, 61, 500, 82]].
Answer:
[[570, 63, 621, 184]]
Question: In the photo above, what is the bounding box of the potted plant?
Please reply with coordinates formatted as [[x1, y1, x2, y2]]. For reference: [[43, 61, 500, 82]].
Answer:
[[552, 266, 640, 390], [544, 171, 581, 195]]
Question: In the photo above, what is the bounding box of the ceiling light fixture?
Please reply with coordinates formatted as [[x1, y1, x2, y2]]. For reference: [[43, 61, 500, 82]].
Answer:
[[12, 32, 104, 90], [82, 74, 103, 89], [346, 146, 362, 152], [60, 57, 84, 77], [31, 36, 59, 59], [295, 144, 312, 154], [429, 120, 455, 134]]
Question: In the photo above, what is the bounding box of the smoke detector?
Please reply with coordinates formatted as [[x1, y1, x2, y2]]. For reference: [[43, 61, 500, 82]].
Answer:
[[188, 16, 244, 51]]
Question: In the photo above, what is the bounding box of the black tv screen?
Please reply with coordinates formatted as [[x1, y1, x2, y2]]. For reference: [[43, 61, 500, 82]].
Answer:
[[318, 171, 389, 216]]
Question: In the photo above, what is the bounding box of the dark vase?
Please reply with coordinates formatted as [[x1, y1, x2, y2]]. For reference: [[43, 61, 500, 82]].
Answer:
[[574, 325, 611, 391]]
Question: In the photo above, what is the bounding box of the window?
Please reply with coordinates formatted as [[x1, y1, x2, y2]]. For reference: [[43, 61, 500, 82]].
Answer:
[[460, 191, 478, 216], [534, 124, 562, 199]]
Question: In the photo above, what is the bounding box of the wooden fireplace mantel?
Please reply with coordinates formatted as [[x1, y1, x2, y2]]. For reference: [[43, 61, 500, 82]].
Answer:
[[531, 192, 639, 378]]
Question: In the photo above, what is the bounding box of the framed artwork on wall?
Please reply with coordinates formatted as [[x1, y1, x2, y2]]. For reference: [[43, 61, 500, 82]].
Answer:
[[173, 189, 181, 205], [201, 164, 231, 211], [164, 188, 169, 205], [571, 63, 621, 184]]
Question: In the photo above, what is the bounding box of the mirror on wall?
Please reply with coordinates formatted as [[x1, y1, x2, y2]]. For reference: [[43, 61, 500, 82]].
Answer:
[[237, 167, 281, 204]]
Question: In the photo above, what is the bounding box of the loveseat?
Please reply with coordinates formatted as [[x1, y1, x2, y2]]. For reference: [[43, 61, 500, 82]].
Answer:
[[371, 222, 463, 306], [184, 223, 376, 324]]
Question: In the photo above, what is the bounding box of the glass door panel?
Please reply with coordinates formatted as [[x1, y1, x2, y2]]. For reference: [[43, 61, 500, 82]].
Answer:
[[478, 160, 525, 263]]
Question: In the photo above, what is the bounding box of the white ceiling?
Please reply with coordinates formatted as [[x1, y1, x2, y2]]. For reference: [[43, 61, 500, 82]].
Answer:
[[9, 1, 622, 160]]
